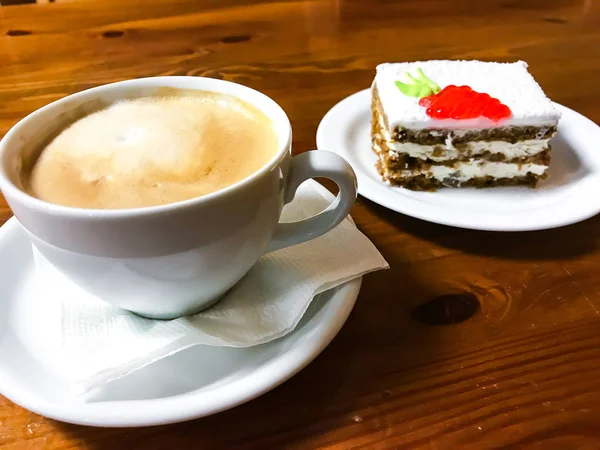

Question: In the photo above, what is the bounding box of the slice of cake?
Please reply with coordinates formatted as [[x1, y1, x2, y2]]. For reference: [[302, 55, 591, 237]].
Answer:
[[371, 60, 561, 190]]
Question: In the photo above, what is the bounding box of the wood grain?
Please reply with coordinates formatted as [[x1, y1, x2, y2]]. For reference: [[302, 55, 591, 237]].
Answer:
[[2, 0, 600, 448]]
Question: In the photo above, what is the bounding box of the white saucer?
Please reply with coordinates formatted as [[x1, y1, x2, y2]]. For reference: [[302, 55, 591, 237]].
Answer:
[[0, 184, 361, 427], [317, 89, 600, 231]]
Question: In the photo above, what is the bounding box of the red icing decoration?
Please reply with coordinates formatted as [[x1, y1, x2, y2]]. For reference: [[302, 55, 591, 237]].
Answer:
[[418, 85, 511, 122]]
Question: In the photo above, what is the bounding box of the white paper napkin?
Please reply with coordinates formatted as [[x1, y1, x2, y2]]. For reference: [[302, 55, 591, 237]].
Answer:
[[33, 180, 388, 394]]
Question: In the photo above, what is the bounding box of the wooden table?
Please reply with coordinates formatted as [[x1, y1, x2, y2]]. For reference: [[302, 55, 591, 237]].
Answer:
[[2, 0, 600, 448]]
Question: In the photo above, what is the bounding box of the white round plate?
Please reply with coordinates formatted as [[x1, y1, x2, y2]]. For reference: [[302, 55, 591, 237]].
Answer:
[[317, 89, 600, 231], [0, 184, 361, 427]]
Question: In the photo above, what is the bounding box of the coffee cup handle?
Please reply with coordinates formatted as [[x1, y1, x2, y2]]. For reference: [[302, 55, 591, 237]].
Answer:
[[267, 150, 357, 252]]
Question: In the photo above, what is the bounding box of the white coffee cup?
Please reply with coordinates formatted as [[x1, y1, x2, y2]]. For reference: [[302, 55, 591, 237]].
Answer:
[[0, 77, 357, 319]]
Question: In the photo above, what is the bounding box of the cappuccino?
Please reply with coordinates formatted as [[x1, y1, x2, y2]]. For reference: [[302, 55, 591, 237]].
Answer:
[[24, 90, 279, 209]]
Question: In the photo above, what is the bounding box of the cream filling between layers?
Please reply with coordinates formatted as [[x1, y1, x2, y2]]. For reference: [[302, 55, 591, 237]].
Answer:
[[384, 161, 547, 182], [416, 162, 547, 182]]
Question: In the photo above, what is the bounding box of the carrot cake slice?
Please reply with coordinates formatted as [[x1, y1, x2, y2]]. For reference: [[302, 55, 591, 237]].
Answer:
[[371, 60, 561, 190]]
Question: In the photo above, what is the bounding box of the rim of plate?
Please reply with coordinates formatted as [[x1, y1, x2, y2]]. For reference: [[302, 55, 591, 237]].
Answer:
[[0, 183, 361, 427], [316, 88, 600, 232]]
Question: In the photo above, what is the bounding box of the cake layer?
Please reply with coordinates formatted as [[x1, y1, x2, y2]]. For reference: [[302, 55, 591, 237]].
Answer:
[[390, 124, 557, 145], [380, 173, 541, 191], [387, 140, 549, 162], [374, 60, 561, 130]]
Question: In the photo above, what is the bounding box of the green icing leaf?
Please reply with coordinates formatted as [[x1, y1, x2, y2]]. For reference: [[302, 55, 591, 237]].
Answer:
[[394, 80, 419, 96], [417, 68, 440, 92], [394, 68, 441, 98]]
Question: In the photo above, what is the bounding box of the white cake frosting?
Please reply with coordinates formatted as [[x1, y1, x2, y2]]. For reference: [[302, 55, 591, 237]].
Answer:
[[374, 60, 561, 130]]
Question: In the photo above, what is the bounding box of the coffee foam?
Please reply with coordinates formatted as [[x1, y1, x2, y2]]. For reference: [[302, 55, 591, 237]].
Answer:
[[24, 91, 279, 209]]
